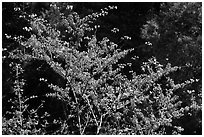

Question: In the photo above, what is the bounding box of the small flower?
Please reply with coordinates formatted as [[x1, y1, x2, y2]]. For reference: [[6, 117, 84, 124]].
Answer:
[[111, 28, 119, 33], [145, 41, 152, 46], [23, 27, 32, 32], [123, 36, 132, 40], [14, 7, 21, 11], [66, 5, 73, 10], [5, 34, 11, 39]]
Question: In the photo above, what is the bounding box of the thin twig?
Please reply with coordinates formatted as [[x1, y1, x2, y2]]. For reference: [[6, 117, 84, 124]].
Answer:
[[84, 95, 98, 127], [78, 111, 82, 134], [16, 64, 23, 134], [97, 112, 108, 134], [97, 114, 103, 134], [81, 113, 90, 135]]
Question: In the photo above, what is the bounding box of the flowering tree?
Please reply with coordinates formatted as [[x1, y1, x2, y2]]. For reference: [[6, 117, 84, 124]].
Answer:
[[2, 2, 200, 135]]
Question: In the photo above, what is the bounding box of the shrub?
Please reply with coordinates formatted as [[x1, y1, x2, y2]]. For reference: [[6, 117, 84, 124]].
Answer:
[[2, 2, 200, 135]]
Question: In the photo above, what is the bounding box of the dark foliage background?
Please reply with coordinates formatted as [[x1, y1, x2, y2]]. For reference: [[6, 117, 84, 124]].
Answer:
[[2, 2, 202, 135]]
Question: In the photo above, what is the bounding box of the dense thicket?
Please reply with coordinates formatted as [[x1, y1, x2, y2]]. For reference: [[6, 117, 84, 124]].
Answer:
[[2, 2, 202, 135]]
